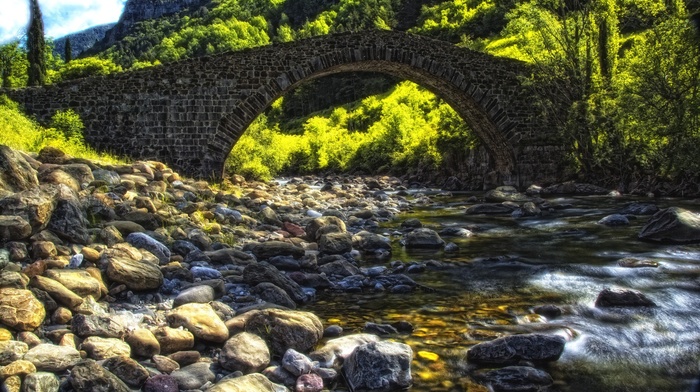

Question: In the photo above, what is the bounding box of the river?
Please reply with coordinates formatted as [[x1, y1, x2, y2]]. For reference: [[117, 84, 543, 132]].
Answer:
[[304, 192, 700, 392]]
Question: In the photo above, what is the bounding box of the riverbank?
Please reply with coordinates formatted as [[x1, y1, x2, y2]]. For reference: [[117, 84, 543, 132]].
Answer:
[[1, 143, 699, 392]]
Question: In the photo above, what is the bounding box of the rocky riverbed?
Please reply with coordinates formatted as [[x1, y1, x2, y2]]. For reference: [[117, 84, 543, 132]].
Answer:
[[0, 144, 698, 392]]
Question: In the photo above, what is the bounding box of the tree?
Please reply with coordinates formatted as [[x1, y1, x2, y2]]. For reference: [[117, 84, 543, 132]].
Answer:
[[0, 42, 26, 88], [27, 0, 46, 86], [64, 38, 72, 63]]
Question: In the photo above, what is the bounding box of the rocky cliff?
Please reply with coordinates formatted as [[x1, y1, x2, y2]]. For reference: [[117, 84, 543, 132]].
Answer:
[[53, 24, 115, 60], [102, 0, 211, 46]]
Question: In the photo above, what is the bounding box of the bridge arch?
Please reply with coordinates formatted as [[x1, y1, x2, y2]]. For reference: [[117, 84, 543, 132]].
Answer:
[[5, 30, 565, 188]]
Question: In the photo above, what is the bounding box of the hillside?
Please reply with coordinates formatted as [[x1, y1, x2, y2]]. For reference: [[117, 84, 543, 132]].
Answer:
[[3, 0, 700, 192]]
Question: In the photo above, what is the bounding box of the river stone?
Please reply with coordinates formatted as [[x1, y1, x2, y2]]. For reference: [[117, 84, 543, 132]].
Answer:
[[344, 341, 413, 392], [228, 309, 323, 357], [71, 314, 126, 338], [352, 231, 391, 253], [38, 167, 80, 192], [121, 211, 161, 231], [0, 288, 46, 331], [170, 362, 216, 390], [475, 365, 554, 392], [23, 372, 60, 392], [595, 287, 656, 307], [47, 193, 90, 245], [23, 343, 81, 372], [0, 271, 28, 289], [81, 336, 131, 360], [0, 359, 35, 379], [29, 275, 83, 309], [105, 255, 163, 291], [209, 373, 281, 392], [126, 232, 171, 264], [92, 169, 121, 185], [0, 216, 32, 242], [620, 203, 659, 215], [153, 326, 194, 354], [167, 303, 229, 343], [168, 350, 201, 367], [102, 355, 150, 389], [638, 207, 700, 243], [250, 241, 305, 260], [251, 282, 297, 309], [69, 359, 131, 392], [310, 333, 380, 368], [0, 340, 27, 365], [297, 373, 324, 392], [466, 203, 518, 215], [219, 331, 270, 373], [243, 262, 308, 303], [205, 248, 256, 265], [173, 285, 215, 307], [598, 214, 630, 226], [2, 374, 20, 392], [108, 221, 145, 236], [125, 328, 160, 357], [402, 228, 445, 249], [542, 182, 609, 195], [143, 374, 179, 392], [0, 187, 55, 234], [485, 186, 529, 202], [43, 269, 102, 299], [617, 257, 659, 268], [152, 355, 180, 374], [282, 348, 314, 376], [318, 260, 361, 277], [306, 216, 347, 240], [318, 232, 353, 255], [467, 334, 566, 366], [0, 145, 39, 196]]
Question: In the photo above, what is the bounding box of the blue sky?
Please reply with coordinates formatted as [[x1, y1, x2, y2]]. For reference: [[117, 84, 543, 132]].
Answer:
[[0, 0, 127, 44]]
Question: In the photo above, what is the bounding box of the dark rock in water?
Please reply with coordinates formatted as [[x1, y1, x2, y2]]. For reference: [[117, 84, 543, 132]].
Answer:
[[243, 262, 307, 303], [595, 288, 656, 307], [391, 321, 414, 333], [532, 305, 562, 319], [318, 232, 353, 255], [620, 203, 659, 215], [402, 228, 445, 249], [126, 232, 171, 263], [344, 341, 413, 392], [617, 257, 659, 268], [485, 186, 529, 202], [467, 203, 518, 215], [171, 240, 200, 257], [323, 325, 343, 338], [542, 181, 609, 195], [0, 145, 39, 196], [467, 334, 566, 366], [474, 365, 554, 392], [439, 227, 473, 237], [638, 207, 700, 244], [401, 218, 423, 229], [121, 211, 162, 231], [252, 282, 296, 309], [249, 241, 305, 260], [364, 322, 398, 335], [597, 214, 630, 227], [318, 260, 360, 278], [206, 248, 256, 265], [69, 359, 131, 392]]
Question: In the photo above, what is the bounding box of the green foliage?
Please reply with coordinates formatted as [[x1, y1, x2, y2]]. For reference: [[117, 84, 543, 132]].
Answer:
[[411, 0, 516, 42], [225, 81, 479, 179], [0, 97, 124, 164], [0, 42, 28, 88], [55, 57, 122, 81], [49, 109, 84, 140]]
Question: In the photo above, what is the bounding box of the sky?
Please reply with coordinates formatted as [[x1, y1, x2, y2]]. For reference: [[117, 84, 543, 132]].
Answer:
[[0, 0, 127, 44]]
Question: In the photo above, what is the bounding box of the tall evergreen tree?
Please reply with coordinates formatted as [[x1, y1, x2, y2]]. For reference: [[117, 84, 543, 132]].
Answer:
[[27, 0, 46, 86], [64, 38, 72, 63]]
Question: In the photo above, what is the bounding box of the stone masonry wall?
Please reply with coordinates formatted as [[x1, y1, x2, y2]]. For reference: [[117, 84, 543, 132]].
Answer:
[[5, 30, 568, 187]]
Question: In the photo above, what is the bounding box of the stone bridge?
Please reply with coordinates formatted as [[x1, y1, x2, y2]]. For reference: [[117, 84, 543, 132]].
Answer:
[[6, 30, 566, 187]]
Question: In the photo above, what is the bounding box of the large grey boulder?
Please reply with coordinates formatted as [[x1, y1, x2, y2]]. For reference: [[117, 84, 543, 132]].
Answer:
[[47, 187, 90, 244], [638, 207, 700, 244], [0, 145, 39, 197], [343, 341, 413, 392], [402, 228, 445, 249], [69, 359, 131, 392], [0, 187, 55, 233], [595, 287, 656, 307], [467, 334, 566, 366], [243, 262, 307, 303]]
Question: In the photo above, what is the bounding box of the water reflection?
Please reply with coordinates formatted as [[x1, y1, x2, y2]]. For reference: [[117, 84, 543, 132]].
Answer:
[[304, 194, 700, 391]]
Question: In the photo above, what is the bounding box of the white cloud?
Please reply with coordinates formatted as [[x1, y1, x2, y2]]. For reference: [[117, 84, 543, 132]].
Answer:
[[0, 0, 127, 44]]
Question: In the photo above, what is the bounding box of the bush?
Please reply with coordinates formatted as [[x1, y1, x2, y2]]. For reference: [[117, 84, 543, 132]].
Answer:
[[49, 109, 84, 140]]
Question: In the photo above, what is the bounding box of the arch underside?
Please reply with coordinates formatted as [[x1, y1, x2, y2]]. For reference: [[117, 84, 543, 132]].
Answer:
[[209, 59, 520, 183]]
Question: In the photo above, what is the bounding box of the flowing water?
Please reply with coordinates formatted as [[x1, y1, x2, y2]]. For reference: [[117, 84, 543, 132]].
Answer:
[[304, 193, 700, 392]]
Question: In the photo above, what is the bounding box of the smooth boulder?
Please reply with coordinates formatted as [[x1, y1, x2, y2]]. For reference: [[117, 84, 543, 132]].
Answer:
[[344, 341, 413, 392], [467, 334, 566, 366], [639, 207, 700, 244]]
